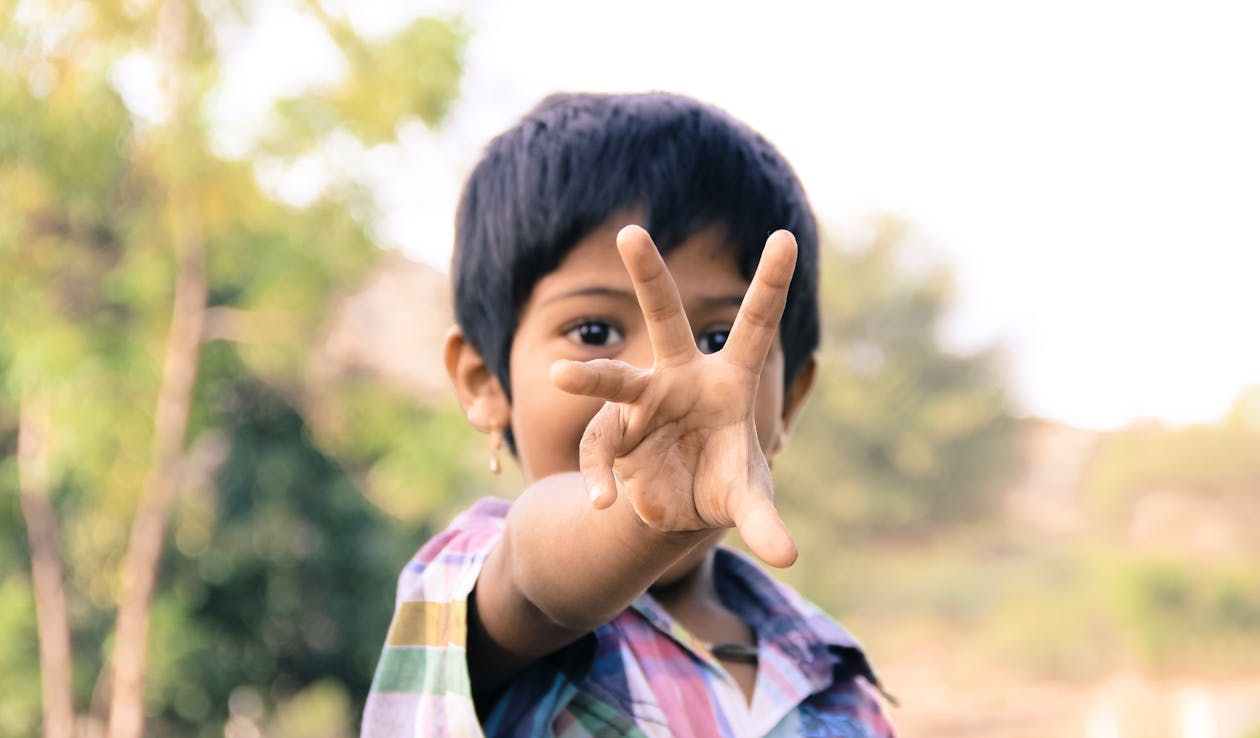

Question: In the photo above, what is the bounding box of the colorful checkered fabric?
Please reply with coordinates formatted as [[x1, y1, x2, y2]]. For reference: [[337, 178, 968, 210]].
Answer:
[[362, 498, 896, 737]]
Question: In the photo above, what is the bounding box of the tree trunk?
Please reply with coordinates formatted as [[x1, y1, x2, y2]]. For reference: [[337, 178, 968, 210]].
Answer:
[[105, 241, 206, 738], [18, 402, 77, 738], [105, 2, 206, 735]]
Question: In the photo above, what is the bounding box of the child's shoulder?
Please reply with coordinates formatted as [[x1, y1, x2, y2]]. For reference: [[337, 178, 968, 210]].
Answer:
[[395, 496, 511, 603], [416, 497, 510, 558]]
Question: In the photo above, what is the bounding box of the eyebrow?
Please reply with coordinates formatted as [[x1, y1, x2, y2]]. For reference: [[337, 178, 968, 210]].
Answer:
[[537, 286, 637, 307], [539, 287, 747, 311]]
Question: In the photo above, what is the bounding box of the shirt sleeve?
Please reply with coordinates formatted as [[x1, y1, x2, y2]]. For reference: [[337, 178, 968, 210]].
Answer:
[[361, 498, 511, 738]]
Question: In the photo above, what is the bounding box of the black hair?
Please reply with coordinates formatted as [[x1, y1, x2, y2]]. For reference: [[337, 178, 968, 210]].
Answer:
[[453, 92, 820, 421]]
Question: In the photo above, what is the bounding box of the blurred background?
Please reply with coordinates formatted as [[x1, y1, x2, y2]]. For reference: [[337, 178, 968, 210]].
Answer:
[[2, 0, 1258, 736]]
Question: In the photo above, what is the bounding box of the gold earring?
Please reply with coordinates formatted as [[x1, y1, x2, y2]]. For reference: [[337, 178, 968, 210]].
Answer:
[[488, 427, 503, 475]]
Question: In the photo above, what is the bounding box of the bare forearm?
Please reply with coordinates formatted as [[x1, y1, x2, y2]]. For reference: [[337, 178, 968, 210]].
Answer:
[[506, 472, 716, 629], [469, 472, 716, 693]]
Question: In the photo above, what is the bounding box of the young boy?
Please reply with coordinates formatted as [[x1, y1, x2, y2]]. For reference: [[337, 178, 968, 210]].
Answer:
[[362, 92, 895, 737]]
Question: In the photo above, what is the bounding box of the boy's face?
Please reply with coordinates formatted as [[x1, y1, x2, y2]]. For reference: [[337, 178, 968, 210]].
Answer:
[[503, 216, 813, 485]]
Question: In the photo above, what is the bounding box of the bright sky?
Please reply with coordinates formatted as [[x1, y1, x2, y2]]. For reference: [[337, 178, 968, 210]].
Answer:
[[191, 0, 1260, 430]]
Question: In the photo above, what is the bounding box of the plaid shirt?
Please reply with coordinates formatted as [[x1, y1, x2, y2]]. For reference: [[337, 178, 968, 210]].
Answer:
[[362, 498, 896, 737]]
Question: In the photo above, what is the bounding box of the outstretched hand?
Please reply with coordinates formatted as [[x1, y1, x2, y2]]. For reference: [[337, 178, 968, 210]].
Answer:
[[550, 225, 799, 568]]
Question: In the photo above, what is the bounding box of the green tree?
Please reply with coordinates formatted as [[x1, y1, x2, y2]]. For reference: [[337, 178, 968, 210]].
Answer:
[[778, 217, 1016, 536], [0, 1, 467, 735]]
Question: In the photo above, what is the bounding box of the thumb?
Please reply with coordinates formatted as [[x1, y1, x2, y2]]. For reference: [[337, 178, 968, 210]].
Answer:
[[728, 481, 798, 569]]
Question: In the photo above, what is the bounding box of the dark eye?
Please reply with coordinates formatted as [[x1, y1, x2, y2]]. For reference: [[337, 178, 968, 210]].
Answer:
[[565, 320, 624, 347], [697, 327, 730, 355]]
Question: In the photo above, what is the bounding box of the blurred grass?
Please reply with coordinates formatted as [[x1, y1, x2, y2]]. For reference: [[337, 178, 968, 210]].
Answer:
[[786, 527, 1260, 685]]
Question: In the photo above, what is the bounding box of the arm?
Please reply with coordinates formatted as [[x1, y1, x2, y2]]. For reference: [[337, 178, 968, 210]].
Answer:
[[469, 472, 721, 699], [468, 225, 800, 702]]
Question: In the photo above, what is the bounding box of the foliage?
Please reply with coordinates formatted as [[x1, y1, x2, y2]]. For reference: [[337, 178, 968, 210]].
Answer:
[[0, 0, 468, 734], [777, 216, 1017, 536], [302, 380, 487, 525], [1108, 554, 1260, 675], [151, 352, 432, 735], [265, 9, 466, 151]]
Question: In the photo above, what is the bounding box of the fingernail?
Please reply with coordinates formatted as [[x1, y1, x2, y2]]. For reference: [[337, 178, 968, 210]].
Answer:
[[589, 485, 603, 503]]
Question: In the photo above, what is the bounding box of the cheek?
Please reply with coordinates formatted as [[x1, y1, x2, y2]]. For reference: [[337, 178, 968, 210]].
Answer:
[[508, 358, 605, 482]]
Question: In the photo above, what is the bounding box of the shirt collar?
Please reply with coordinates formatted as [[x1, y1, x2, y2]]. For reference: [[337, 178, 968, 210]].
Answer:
[[627, 546, 872, 692], [712, 546, 862, 689]]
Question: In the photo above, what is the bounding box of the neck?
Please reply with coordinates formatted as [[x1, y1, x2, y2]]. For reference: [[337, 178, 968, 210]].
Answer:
[[648, 546, 718, 604], [649, 546, 753, 644]]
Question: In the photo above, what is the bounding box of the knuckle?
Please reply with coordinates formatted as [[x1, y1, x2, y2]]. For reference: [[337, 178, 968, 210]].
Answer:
[[642, 300, 682, 324], [759, 271, 792, 291], [742, 297, 786, 329], [580, 424, 605, 451], [743, 306, 775, 329], [597, 373, 622, 397]]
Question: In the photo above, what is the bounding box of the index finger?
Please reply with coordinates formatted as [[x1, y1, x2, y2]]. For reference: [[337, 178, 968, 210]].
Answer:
[[617, 225, 699, 365], [723, 230, 798, 373]]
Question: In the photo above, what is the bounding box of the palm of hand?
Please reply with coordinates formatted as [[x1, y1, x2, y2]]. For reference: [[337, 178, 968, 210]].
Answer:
[[552, 225, 798, 568], [614, 364, 763, 533]]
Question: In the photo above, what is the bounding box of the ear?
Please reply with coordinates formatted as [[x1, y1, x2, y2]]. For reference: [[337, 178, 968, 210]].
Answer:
[[771, 354, 818, 456], [443, 325, 511, 433]]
